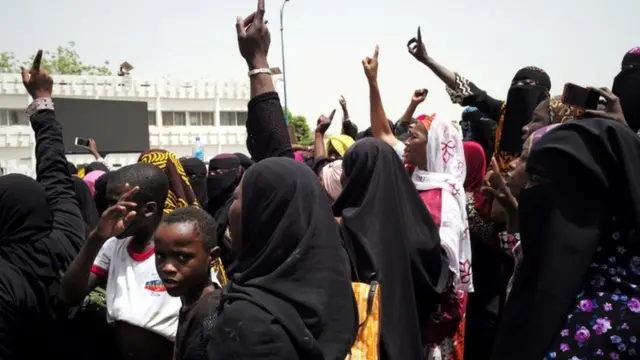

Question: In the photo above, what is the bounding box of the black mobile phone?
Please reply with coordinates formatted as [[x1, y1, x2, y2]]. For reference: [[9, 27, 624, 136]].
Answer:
[[74, 137, 90, 147], [562, 83, 599, 110]]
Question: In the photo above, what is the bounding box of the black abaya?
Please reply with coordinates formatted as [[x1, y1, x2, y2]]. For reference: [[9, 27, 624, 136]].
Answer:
[[492, 118, 640, 359], [0, 109, 85, 359], [209, 157, 357, 360], [332, 138, 448, 360]]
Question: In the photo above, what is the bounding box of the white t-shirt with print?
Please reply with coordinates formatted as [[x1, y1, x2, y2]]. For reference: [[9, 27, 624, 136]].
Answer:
[[91, 237, 182, 341]]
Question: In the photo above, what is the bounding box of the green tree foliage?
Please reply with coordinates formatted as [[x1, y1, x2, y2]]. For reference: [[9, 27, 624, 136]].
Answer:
[[0, 42, 112, 75], [287, 109, 313, 145]]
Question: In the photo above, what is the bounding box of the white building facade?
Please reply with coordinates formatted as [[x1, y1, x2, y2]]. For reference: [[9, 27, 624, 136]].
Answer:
[[0, 74, 250, 177]]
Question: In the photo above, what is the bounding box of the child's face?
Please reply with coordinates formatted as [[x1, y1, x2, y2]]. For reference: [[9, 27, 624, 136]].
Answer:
[[154, 222, 215, 298]]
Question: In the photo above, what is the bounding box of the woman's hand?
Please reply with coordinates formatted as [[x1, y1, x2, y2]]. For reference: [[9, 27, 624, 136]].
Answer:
[[407, 27, 429, 63], [362, 45, 380, 84], [21, 50, 53, 99], [482, 158, 518, 216], [236, 0, 270, 70], [315, 109, 336, 134], [585, 87, 627, 125]]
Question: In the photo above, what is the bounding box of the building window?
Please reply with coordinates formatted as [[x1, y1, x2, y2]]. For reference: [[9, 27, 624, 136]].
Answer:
[[188, 112, 215, 126], [220, 111, 235, 126], [236, 112, 248, 126], [202, 112, 214, 126], [220, 111, 249, 126], [0, 109, 29, 126], [148, 111, 157, 126], [161, 111, 187, 126]]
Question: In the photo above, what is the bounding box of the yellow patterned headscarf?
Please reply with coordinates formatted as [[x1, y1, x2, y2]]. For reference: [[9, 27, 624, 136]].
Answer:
[[326, 135, 355, 157], [138, 149, 199, 214], [549, 95, 585, 124]]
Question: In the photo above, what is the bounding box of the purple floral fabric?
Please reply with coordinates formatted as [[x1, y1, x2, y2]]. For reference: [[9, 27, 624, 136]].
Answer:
[[544, 228, 640, 359]]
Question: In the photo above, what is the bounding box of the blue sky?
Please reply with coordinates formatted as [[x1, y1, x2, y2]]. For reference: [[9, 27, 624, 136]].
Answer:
[[1, 0, 638, 131]]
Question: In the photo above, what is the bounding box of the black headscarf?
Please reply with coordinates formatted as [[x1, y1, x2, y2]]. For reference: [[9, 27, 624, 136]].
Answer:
[[612, 47, 640, 132], [206, 154, 243, 266], [460, 107, 497, 164], [93, 170, 115, 215], [494, 66, 551, 172], [332, 138, 448, 360], [179, 157, 208, 208], [206, 154, 242, 215], [212, 157, 356, 360], [72, 177, 99, 235], [0, 174, 70, 285], [84, 161, 108, 174], [66, 162, 78, 176], [492, 118, 640, 359], [233, 152, 254, 170]]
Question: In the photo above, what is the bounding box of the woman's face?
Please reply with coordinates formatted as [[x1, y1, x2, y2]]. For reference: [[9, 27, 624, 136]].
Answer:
[[522, 99, 550, 140], [228, 178, 243, 252], [506, 136, 533, 197], [403, 122, 428, 169]]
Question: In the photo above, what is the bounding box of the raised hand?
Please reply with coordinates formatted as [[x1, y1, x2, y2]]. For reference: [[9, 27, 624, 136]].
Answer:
[[482, 158, 518, 215], [586, 87, 627, 125], [339, 95, 347, 110], [94, 184, 139, 240], [21, 50, 53, 99], [316, 109, 336, 134], [411, 89, 429, 104], [236, 0, 270, 69], [362, 45, 380, 83], [407, 27, 429, 63]]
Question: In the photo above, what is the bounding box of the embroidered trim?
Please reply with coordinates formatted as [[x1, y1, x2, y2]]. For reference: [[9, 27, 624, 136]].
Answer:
[[445, 73, 473, 104], [499, 230, 520, 251], [25, 97, 54, 118]]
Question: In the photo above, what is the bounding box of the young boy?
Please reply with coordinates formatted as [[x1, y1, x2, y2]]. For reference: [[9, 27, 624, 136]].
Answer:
[[61, 163, 180, 360], [154, 207, 222, 360]]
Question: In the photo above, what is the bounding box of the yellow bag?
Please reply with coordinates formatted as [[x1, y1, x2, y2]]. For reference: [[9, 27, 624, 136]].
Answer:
[[346, 280, 381, 360]]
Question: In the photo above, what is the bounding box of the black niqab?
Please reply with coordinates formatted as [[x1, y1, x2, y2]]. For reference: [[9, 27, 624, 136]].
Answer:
[[332, 138, 448, 360], [206, 155, 241, 216], [72, 177, 99, 235], [495, 67, 550, 170], [179, 157, 208, 208], [0, 174, 52, 247], [492, 118, 640, 359], [233, 152, 254, 169], [212, 157, 356, 360], [612, 50, 640, 132]]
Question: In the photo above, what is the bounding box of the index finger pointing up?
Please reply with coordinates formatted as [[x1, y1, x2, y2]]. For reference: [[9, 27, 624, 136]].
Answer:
[[373, 45, 379, 59], [256, 0, 266, 22], [32, 50, 43, 72]]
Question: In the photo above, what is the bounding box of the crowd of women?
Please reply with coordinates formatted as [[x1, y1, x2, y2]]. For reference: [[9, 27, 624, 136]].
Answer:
[[1, 1, 639, 359]]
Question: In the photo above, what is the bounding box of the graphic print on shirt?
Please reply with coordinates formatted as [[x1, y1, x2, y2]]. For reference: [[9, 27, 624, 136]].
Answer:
[[144, 279, 168, 294]]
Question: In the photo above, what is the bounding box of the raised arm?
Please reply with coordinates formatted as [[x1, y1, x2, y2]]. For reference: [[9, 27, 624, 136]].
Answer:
[[236, 0, 293, 161], [407, 27, 504, 120], [363, 45, 397, 148], [22, 51, 84, 252], [338, 95, 358, 139]]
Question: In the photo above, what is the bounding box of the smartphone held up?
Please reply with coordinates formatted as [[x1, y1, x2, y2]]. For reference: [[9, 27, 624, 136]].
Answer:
[[561, 83, 601, 110]]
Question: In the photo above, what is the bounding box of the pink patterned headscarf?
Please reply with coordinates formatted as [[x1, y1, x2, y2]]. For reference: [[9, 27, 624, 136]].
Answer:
[[83, 170, 106, 196], [410, 117, 473, 292], [321, 160, 343, 201]]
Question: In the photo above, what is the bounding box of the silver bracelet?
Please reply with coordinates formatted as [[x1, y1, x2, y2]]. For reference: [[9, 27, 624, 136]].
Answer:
[[248, 68, 272, 77], [26, 97, 54, 117]]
